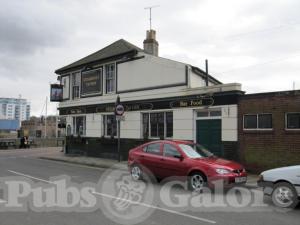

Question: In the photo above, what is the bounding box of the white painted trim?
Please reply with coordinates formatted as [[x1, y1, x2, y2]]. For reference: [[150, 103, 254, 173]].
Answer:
[[285, 112, 300, 130], [243, 113, 273, 130]]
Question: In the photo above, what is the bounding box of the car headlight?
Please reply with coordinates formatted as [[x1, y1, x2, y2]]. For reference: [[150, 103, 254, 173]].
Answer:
[[216, 168, 231, 174]]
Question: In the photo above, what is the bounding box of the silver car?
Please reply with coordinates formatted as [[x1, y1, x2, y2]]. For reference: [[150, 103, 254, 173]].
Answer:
[[258, 165, 300, 208]]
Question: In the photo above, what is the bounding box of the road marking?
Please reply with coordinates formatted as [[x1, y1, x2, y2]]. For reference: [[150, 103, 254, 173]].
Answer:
[[7, 170, 54, 184], [0, 199, 7, 203], [92, 191, 217, 224], [6, 170, 216, 224]]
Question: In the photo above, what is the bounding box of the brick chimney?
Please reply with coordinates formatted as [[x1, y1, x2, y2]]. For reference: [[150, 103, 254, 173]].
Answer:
[[143, 29, 159, 56]]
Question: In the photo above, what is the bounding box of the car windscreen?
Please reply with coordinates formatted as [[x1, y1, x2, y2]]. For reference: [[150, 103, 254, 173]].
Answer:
[[179, 144, 214, 158]]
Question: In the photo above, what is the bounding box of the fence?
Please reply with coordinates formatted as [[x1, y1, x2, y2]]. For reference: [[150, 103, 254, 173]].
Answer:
[[0, 137, 65, 149]]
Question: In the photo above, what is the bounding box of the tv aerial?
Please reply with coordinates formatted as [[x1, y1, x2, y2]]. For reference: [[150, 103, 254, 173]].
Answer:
[[144, 5, 160, 30]]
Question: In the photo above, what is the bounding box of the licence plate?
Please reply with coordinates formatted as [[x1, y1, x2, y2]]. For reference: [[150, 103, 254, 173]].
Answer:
[[235, 177, 247, 183]]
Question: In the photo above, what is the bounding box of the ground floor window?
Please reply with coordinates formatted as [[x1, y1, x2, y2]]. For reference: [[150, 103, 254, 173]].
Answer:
[[142, 112, 173, 138], [103, 114, 117, 137], [286, 113, 300, 129], [72, 116, 86, 136], [243, 113, 272, 130]]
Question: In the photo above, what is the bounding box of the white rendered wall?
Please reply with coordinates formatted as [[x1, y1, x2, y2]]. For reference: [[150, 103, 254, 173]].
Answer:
[[190, 71, 206, 88], [117, 55, 186, 92], [86, 114, 102, 137], [221, 105, 238, 142], [173, 109, 194, 140], [62, 76, 70, 99], [120, 111, 141, 139]]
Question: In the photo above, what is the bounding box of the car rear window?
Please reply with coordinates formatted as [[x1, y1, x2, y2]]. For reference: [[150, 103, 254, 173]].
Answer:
[[143, 143, 161, 155]]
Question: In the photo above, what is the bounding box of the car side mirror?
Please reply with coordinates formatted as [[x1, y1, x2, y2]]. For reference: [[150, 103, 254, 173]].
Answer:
[[174, 155, 184, 161]]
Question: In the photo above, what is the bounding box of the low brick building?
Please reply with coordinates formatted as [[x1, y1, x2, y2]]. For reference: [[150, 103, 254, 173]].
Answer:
[[238, 90, 300, 172]]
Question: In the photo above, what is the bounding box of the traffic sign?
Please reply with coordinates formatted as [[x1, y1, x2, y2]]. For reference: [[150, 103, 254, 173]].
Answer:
[[115, 104, 125, 116]]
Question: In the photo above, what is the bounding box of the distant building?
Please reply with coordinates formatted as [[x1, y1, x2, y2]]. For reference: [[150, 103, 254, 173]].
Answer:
[[0, 98, 30, 124], [21, 116, 64, 138], [0, 119, 20, 131]]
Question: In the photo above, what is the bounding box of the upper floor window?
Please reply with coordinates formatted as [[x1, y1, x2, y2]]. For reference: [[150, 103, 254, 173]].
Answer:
[[243, 114, 272, 130], [286, 113, 300, 129], [71, 72, 81, 99], [142, 112, 173, 138], [105, 63, 115, 94]]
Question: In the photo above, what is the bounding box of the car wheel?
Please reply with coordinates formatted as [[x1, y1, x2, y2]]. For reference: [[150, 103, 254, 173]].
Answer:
[[271, 182, 299, 208], [131, 165, 143, 181], [188, 172, 207, 192]]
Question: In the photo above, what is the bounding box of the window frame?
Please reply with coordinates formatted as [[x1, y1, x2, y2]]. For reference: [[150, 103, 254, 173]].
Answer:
[[196, 109, 222, 119], [72, 116, 86, 136], [142, 111, 173, 139], [102, 114, 117, 137], [105, 63, 116, 94], [285, 112, 300, 130], [71, 72, 81, 100], [243, 113, 273, 130]]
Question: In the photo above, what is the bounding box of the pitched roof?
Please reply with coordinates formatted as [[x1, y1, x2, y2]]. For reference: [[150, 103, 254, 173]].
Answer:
[[55, 39, 143, 74]]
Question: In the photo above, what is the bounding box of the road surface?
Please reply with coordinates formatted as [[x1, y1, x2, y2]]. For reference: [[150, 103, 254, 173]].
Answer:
[[0, 148, 299, 225]]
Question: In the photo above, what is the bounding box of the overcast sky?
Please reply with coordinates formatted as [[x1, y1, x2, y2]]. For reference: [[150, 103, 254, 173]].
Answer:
[[1, 0, 300, 116]]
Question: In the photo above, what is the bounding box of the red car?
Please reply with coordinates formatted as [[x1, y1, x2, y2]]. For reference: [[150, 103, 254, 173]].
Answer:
[[128, 140, 247, 191]]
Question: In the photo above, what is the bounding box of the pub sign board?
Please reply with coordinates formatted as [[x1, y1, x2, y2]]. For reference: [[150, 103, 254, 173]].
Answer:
[[170, 97, 214, 108], [81, 69, 102, 96], [50, 84, 63, 102]]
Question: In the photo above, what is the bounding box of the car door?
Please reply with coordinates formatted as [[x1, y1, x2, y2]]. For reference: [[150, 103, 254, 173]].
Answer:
[[158, 143, 187, 178], [139, 142, 162, 177]]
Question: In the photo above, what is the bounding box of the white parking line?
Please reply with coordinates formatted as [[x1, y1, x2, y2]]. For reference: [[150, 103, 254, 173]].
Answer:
[[92, 191, 217, 224], [5, 170, 216, 224], [7, 170, 54, 184], [0, 199, 7, 203]]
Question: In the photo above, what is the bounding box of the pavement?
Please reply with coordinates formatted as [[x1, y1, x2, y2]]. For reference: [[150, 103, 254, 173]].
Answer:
[[0, 147, 298, 225], [39, 148, 128, 171]]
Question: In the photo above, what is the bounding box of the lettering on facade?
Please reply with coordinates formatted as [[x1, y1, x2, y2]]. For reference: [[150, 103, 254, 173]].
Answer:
[[95, 103, 153, 113], [170, 97, 214, 108], [81, 70, 102, 96], [69, 109, 85, 114]]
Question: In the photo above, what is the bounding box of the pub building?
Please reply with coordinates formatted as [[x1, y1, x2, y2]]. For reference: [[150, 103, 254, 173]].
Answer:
[[53, 29, 244, 160]]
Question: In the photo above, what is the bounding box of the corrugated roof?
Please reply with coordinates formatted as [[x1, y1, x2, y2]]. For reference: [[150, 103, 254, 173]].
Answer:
[[55, 39, 143, 74]]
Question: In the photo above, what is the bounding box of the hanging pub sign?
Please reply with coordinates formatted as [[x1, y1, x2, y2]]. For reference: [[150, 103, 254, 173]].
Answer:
[[170, 96, 214, 108], [81, 69, 102, 96], [50, 84, 63, 102]]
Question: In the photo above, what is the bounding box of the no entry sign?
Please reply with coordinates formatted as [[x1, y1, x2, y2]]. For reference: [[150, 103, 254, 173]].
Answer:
[[115, 104, 125, 116]]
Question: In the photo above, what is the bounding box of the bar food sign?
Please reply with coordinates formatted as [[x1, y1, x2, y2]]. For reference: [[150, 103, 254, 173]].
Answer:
[[81, 69, 102, 96], [170, 96, 214, 108]]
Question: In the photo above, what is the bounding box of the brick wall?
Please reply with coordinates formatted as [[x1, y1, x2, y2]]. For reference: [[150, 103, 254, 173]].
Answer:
[[238, 91, 300, 172]]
